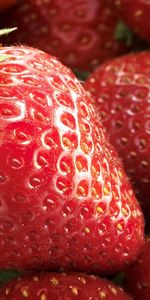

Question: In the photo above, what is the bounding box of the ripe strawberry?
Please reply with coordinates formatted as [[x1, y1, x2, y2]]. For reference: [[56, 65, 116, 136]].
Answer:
[[0, 0, 133, 72], [0, 0, 16, 12], [0, 46, 144, 274], [114, 0, 150, 43], [0, 272, 133, 299], [84, 51, 150, 229], [125, 237, 150, 300]]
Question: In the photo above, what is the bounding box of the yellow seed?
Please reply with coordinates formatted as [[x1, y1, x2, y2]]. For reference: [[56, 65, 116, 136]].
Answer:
[[63, 137, 71, 148], [134, 10, 143, 17], [117, 223, 123, 231], [90, 275, 96, 280], [122, 208, 128, 216], [81, 142, 89, 153], [5, 288, 10, 295], [110, 287, 117, 295], [76, 161, 83, 171], [103, 186, 110, 196], [84, 227, 90, 234], [80, 124, 86, 132], [118, 171, 123, 178], [78, 276, 86, 284], [91, 165, 96, 176], [40, 294, 47, 300], [77, 186, 85, 196], [71, 287, 78, 295], [51, 277, 59, 285], [33, 276, 39, 282], [92, 187, 97, 198], [22, 289, 29, 298], [99, 291, 106, 299], [96, 206, 104, 214], [90, 78, 96, 83]]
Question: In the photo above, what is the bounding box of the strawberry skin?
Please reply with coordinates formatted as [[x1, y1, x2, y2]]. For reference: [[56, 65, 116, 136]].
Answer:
[[0, 0, 16, 12], [0, 46, 144, 274], [114, 0, 150, 43], [0, 0, 131, 72], [125, 237, 150, 300], [0, 272, 133, 300], [84, 51, 150, 229]]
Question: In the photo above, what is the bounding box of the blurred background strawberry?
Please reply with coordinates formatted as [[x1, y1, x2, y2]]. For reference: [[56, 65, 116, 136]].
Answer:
[[0, 0, 16, 12], [0, 0, 146, 73], [114, 0, 150, 44]]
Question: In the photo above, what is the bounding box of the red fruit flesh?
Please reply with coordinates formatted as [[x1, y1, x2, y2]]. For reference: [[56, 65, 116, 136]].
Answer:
[[0, 46, 144, 274], [84, 51, 150, 229], [114, 0, 150, 43], [125, 237, 150, 300], [0, 0, 131, 72], [0, 272, 133, 299]]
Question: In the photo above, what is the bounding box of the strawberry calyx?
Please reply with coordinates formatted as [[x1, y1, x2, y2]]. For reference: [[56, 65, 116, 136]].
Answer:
[[0, 55, 11, 62], [115, 21, 133, 46], [0, 27, 17, 62], [0, 27, 17, 37]]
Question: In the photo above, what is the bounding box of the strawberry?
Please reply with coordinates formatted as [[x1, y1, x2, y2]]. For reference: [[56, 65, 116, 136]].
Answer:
[[0, 0, 16, 12], [114, 0, 150, 43], [125, 237, 150, 300], [84, 51, 150, 229], [0, 46, 144, 274], [0, 0, 134, 72], [0, 272, 133, 299]]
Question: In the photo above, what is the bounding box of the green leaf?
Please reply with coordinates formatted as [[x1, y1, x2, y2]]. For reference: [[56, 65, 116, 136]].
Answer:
[[111, 271, 125, 287], [0, 269, 21, 283], [0, 27, 17, 37], [74, 69, 90, 81], [115, 21, 133, 46], [0, 54, 10, 62]]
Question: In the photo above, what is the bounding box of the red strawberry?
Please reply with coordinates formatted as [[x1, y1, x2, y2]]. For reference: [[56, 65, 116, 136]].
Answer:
[[0, 0, 16, 12], [0, 46, 144, 274], [125, 237, 150, 300], [0, 0, 133, 72], [84, 51, 150, 229], [114, 0, 150, 43], [0, 272, 133, 300]]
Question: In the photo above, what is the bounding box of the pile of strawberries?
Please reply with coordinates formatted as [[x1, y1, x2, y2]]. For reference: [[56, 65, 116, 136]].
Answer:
[[0, 1, 149, 299]]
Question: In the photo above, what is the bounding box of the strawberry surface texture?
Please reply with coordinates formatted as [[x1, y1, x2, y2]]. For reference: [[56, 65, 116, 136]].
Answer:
[[0, 0, 132, 72], [0, 46, 144, 274], [84, 51, 150, 229], [0, 272, 133, 300], [114, 0, 150, 43], [125, 237, 150, 300]]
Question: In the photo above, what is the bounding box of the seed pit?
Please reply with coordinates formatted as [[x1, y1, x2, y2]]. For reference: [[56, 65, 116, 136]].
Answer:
[[29, 176, 42, 188], [55, 176, 73, 195], [14, 193, 27, 202], [92, 181, 102, 199], [43, 129, 60, 149], [61, 112, 76, 129], [81, 138, 93, 154], [0, 173, 6, 183], [76, 180, 89, 197], [59, 155, 74, 174], [78, 101, 89, 118], [10, 157, 24, 169], [62, 133, 78, 150], [0, 103, 20, 118], [55, 93, 74, 109], [76, 155, 88, 172]]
